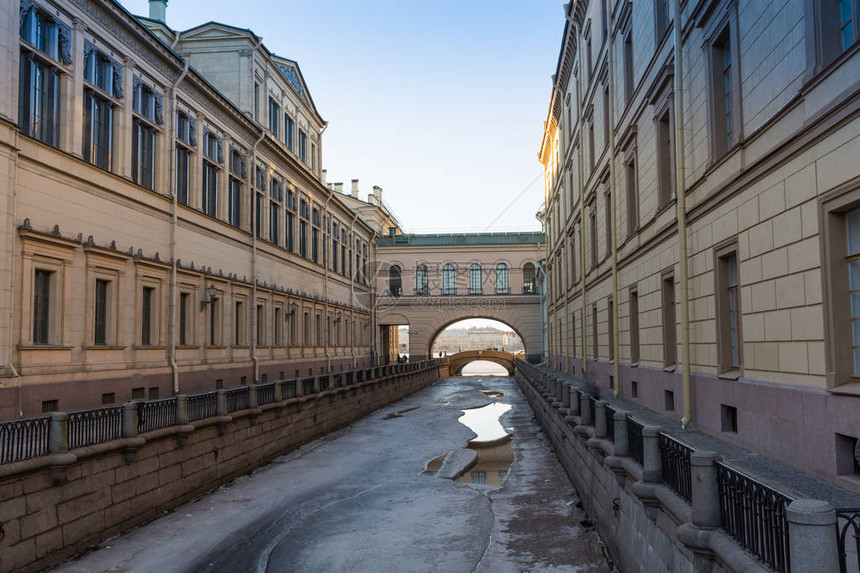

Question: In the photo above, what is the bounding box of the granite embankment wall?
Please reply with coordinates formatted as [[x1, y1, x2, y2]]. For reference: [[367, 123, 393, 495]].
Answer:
[[0, 362, 443, 572]]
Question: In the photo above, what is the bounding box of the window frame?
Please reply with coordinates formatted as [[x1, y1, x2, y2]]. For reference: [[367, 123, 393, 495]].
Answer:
[[702, 4, 742, 163], [629, 285, 640, 365], [661, 270, 677, 367], [469, 263, 483, 295], [714, 241, 743, 375], [495, 263, 510, 295]]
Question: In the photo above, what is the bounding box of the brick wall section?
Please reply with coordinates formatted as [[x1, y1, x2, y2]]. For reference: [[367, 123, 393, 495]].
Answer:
[[0, 365, 443, 572]]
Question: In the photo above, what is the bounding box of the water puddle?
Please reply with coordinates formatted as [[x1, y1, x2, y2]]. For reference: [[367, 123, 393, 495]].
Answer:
[[425, 396, 515, 490], [482, 391, 504, 398]]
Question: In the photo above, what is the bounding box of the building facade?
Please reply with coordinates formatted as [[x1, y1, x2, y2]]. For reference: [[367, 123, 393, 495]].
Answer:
[[539, 0, 860, 492], [0, 0, 381, 418]]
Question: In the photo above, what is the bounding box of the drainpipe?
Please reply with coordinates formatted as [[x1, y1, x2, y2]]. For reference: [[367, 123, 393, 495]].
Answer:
[[7, 131, 22, 415], [575, 23, 588, 382], [249, 129, 265, 383], [608, 6, 620, 397], [672, 0, 692, 427], [167, 59, 190, 395], [322, 191, 334, 372], [348, 212, 360, 366]]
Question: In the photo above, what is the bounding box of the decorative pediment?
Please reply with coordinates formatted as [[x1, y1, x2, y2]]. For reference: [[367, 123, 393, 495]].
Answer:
[[276, 63, 307, 103], [179, 22, 259, 43]]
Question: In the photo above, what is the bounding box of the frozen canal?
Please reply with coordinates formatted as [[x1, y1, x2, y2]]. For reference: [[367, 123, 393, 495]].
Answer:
[[55, 374, 611, 573]]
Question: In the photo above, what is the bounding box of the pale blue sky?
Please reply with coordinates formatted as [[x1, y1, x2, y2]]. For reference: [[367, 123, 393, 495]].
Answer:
[[121, 0, 562, 233]]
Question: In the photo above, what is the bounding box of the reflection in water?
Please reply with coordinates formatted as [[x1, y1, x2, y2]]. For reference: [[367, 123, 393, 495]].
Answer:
[[483, 391, 504, 398], [459, 402, 512, 443]]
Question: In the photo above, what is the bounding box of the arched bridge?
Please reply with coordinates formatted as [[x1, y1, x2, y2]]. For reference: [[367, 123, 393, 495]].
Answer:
[[444, 350, 516, 376]]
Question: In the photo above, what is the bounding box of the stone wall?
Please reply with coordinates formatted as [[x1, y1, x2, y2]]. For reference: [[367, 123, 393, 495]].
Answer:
[[0, 364, 443, 572]]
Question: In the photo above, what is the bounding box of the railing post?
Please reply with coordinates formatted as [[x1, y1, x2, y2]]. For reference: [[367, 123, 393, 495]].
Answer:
[[642, 426, 662, 483], [175, 395, 188, 425], [122, 403, 138, 438], [569, 387, 580, 415], [561, 381, 571, 410], [613, 411, 628, 457], [690, 451, 721, 529], [581, 394, 593, 426], [273, 380, 283, 402], [595, 401, 607, 438], [786, 499, 839, 573], [49, 412, 68, 454], [216, 389, 227, 416], [248, 384, 258, 408]]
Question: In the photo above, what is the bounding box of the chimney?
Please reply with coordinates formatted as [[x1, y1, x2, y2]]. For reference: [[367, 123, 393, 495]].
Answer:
[[372, 185, 383, 203], [351, 179, 359, 198], [321, 169, 327, 186], [333, 182, 343, 193], [149, 0, 167, 23]]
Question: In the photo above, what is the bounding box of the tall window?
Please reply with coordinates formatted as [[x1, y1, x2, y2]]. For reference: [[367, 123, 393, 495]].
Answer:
[[443, 264, 456, 295], [604, 190, 612, 257], [416, 264, 429, 295], [175, 110, 194, 206], [83, 46, 119, 170], [132, 79, 160, 190], [626, 153, 639, 236], [256, 304, 266, 347], [629, 287, 640, 364], [202, 130, 222, 218], [299, 199, 309, 258], [331, 221, 339, 271], [310, 142, 317, 171], [94, 279, 109, 345], [469, 264, 482, 295], [389, 265, 402, 296], [710, 28, 737, 159], [495, 263, 509, 294], [274, 307, 283, 346], [285, 113, 295, 150], [588, 118, 595, 171], [840, 0, 859, 52], [33, 269, 52, 345], [847, 209, 860, 376], [662, 273, 676, 366], [234, 301, 246, 346], [229, 149, 245, 228], [603, 85, 610, 151], [179, 292, 190, 346], [716, 249, 742, 372], [270, 178, 282, 246], [209, 296, 220, 346], [523, 263, 536, 294], [623, 29, 634, 105], [141, 286, 155, 346], [589, 203, 598, 268], [256, 167, 266, 239], [655, 0, 670, 40], [269, 98, 280, 137], [656, 106, 675, 209], [311, 207, 320, 263], [286, 189, 296, 252], [298, 129, 307, 163]]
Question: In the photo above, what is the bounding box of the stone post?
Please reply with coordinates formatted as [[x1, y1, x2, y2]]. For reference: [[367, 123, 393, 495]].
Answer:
[[690, 451, 721, 529], [613, 411, 628, 456], [581, 394, 593, 426], [562, 382, 571, 409], [595, 401, 607, 438], [122, 403, 139, 438], [216, 389, 227, 416], [570, 387, 580, 415], [642, 426, 663, 483], [786, 499, 840, 573], [175, 395, 188, 425], [248, 384, 258, 408], [273, 380, 283, 402], [312, 376, 320, 394], [49, 412, 68, 454]]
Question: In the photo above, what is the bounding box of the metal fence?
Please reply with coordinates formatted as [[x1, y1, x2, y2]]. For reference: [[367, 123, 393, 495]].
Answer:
[[627, 416, 644, 466], [282, 379, 297, 399], [604, 404, 616, 442], [302, 378, 315, 395], [225, 387, 250, 413], [715, 461, 793, 572], [0, 415, 51, 464], [67, 406, 123, 450], [187, 392, 217, 422], [138, 397, 177, 433], [658, 433, 693, 504], [837, 508, 860, 573], [319, 375, 330, 392], [257, 383, 275, 406]]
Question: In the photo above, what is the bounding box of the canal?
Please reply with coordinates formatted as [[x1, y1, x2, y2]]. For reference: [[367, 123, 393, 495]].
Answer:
[[55, 370, 612, 572]]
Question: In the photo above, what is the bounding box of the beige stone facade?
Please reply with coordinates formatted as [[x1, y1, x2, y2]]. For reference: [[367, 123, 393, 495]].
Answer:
[[0, 0, 380, 418], [539, 0, 860, 491]]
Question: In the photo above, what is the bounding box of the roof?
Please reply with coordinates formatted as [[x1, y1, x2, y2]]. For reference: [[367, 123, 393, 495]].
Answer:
[[376, 232, 545, 248]]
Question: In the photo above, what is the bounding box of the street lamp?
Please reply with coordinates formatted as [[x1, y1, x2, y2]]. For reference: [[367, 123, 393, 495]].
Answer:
[[335, 311, 343, 323], [200, 284, 217, 311], [286, 302, 297, 320]]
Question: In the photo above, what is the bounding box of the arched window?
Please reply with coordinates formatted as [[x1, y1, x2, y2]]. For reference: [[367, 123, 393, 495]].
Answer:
[[469, 264, 482, 295], [523, 263, 536, 294], [495, 263, 509, 294], [416, 264, 429, 295], [389, 265, 402, 297], [443, 264, 456, 295]]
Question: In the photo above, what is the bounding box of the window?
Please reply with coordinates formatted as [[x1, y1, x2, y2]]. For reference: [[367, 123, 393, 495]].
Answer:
[[175, 118, 192, 206], [623, 29, 634, 105], [298, 129, 307, 163], [625, 151, 639, 236], [592, 304, 598, 358], [629, 287, 640, 364], [589, 202, 598, 268], [715, 248, 742, 372], [269, 98, 280, 137], [256, 304, 265, 346], [132, 79, 161, 190], [389, 265, 402, 296], [33, 269, 52, 345], [469, 264, 482, 295], [303, 312, 310, 346], [311, 207, 320, 263], [472, 471, 486, 485], [603, 85, 610, 151], [299, 199, 309, 258], [234, 300, 245, 346], [523, 263, 536, 294], [274, 307, 283, 346], [141, 286, 155, 346], [254, 82, 260, 120], [655, 0, 670, 41], [82, 45, 121, 170], [311, 142, 317, 171], [586, 27, 593, 82], [256, 167, 267, 239], [604, 189, 612, 257], [588, 118, 595, 171], [569, 235, 577, 284], [209, 295, 221, 346], [709, 27, 738, 159], [608, 296, 615, 360], [228, 149, 245, 228], [270, 179, 282, 246], [94, 279, 109, 345], [495, 264, 509, 294], [662, 273, 676, 366], [315, 314, 322, 347], [285, 113, 295, 150], [203, 130, 222, 218], [848, 209, 860, 377], [416, 264, 429, 295], [443, 264, 456, 295], [656, 106, 675, 209], [179, 292, 190, 346]]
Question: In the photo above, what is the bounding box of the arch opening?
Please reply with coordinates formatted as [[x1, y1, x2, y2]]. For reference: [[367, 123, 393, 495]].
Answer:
[[430, 318, 525, 358]]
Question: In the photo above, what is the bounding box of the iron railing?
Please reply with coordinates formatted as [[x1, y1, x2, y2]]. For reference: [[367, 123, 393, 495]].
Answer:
[[282, 379, 297, 399], [588, 396, 597, 425], [187, 392, 217, 421], [659, 433, 693, 504], [604, 404, 616, 442], [67, 406, 123, 450], [257, 383, 275, 406], [302, 378, 315, 395], [319, 375, 330, 392], [225, 387, 250, 413], [0, 416, 50, 464], [715, 461, 793, 572], [837, 508, 860, 573], [137, 397, 177, 433], [627, 416, 644, 465]]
